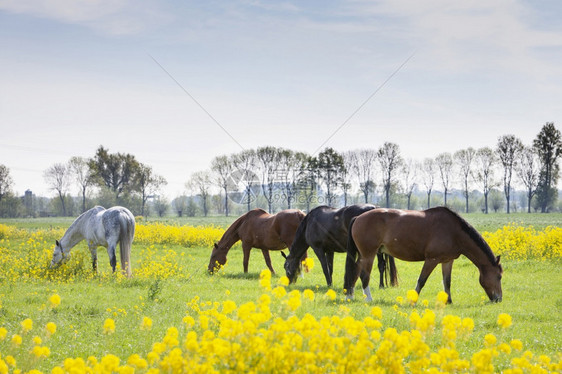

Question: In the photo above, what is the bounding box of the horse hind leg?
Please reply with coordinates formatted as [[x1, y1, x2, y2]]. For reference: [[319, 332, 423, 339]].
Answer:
[[359, 256, 375, 302], [107, 244, 117, 272], [89, 244, 98, 273], [376, 253, 386, 289], [260, 249, 275, 275]]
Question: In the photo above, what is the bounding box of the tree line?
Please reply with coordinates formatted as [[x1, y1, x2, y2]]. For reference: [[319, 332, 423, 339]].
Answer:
[[0, 123, 560, 217]]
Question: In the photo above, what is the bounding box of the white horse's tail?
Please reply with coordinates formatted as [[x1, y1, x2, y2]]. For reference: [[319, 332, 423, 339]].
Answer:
[[119, 211, 135, 277]]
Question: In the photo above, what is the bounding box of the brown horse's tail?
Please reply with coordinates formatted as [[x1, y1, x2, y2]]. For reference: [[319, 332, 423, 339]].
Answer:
[[385, 254, 399, 287], [344, 217, 359, 296]]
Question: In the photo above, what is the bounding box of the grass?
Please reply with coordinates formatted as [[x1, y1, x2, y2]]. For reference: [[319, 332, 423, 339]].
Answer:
[[0, 214, 561, 371]]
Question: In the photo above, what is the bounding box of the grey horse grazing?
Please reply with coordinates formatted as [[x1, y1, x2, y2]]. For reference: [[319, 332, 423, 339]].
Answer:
[[50, 206, 135, 277]]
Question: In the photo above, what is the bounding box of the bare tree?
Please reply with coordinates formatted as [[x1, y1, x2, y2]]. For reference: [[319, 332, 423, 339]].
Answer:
[[277, 149, 305, 209], [474, 147, 497, 214], [187, 171, 212, 216], [211, 155, 233, 216], [68, 156, 94, 213], [341, 151, 355, 206], [317, 148, 345, 207], [44, 163, 70, 216], [256, 146, 281, 213], [497, 135, 523, 213], [232, 149, 258, 212], [421, 158, 435, 209], [138, 164, 167, 216], [378, 142, 403, 208], [516, 146, 540, 213], [0, 164, 13, 202], [454, 148, 476, 213], [401, 158, 418, 210], [351, 149, 377, 204], [435, 152, 453, 206]]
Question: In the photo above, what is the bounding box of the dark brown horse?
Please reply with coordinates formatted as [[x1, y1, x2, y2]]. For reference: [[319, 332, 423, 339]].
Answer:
[[344, 207, 503, 303], [283, 204, 397, 288], [208, 208, 306, 274]]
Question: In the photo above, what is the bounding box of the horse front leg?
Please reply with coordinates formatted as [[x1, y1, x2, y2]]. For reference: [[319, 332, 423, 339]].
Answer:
[[312, 247, 332, 286], [441, 260, 454, 304], [260, 249, 275, 275], [107, 245, 117, 273], [415, 258, 439, 297], [242, 244, 251, 273], [89, 244, 98, 273]]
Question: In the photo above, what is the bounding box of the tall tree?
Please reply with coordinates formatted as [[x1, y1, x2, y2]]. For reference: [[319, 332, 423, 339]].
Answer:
[[187, 171, 211, 217], [232, 149, 258, 212], [421, 158, 435, 209], [435, 152, 453, 206], [378, 142, 403, 208], [516, 146, 540, 213], [44, 163, 70, 216], [138, 164, 167, 216], [88, 146, 141, 199], [211, 155, 233, 216], [454, 148, 476, 213], [533, 122, 562, 213], [497, 135, 524, 213], [256, 146, 281, 213], [341, 151, 355, 206], [277, 149, 307, 209], [401, 158, 418, 210], [68, 156, 94, 213], [474, 147, 497, 214], [317, 148, 345, 207], [0, 164, 13, 203], [352, 149, 377, 204]]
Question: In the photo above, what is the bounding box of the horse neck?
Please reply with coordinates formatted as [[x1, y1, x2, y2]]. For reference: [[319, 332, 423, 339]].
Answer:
[[458, 233, 495, 270], [217, 217, 243, 251], [60, 216, 87, 250]]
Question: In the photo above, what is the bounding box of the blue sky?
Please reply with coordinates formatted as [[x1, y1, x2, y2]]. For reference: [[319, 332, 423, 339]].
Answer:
[[1, 0, 561, 197]]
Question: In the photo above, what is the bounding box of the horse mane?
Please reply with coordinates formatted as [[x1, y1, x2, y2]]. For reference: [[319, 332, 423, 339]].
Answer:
[[435, 207, 498, 266]]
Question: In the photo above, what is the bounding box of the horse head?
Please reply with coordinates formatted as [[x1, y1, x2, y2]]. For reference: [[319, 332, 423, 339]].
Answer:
[[282, 251, 301, 284], [207, 243, 227, 273], [479, 256, 503, 302], [50, 240, 70, 268]]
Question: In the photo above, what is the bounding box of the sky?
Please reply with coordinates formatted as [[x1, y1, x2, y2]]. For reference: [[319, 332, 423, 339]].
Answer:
[[1, 0, 561, 198]]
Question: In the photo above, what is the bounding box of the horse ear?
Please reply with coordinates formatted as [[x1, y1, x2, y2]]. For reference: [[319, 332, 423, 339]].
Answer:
[[281, 251, 287, 259], [496, 255, 501, 264], [213, 243, 218, 249], [56, 240, 60, 247]]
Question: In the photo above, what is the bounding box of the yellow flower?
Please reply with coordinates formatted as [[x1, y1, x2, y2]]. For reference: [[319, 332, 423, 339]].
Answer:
[[325, 289, 337, 301], [510, 339, 523, 351], [303, 289, 315, 301], [406, 289, 419, 305], [49, 294, 61, 308], [277, 276, 290, 286], [5, 355, 16, 367], [497, 313, 512, 329], [21, 318, 33, 332], [484, 333, 497, 347], [436, 291, 449, 307], [11, 334, 22, 346], [0, 327, 7, 340], [371, 306, 383, 319], [45, 322, 57, 336], [272, 286, 287, 299], [141, 316, 153, 331], [103, 318, 115, 334], [303, 257, 314, 271], [222, 300, 237, 315], [33, 336, 42, 345]]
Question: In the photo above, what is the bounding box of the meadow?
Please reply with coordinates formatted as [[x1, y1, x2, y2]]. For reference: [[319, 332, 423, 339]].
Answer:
[[0, 212, 561, 372]]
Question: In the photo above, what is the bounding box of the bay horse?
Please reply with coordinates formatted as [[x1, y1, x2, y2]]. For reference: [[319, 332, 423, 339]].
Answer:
[[283, 204, 397, 288], [344, 207, 502, 303], [208, 208, 306, 274], [50, 206, 135, 277]]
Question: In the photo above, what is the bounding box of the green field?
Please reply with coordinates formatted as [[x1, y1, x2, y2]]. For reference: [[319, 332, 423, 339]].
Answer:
[[0, 213, 561, 371]]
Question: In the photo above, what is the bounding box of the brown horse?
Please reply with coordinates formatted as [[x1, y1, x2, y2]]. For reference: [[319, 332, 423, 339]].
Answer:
[[208, 208, 306, 274], [344, 207, 503, 303]]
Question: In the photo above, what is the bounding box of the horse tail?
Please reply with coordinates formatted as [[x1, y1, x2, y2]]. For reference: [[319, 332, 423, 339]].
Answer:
[[119, 211, 135, 277], [344, 217, 359, 295], [385, 254, 399, 287]]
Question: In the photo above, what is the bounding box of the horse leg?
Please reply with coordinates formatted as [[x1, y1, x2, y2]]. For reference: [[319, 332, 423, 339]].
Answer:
[[89, 244, 98, 273], [261, 249, 275, 275], [377, 253, 386, 289], [107, 244, 117, 273], [313, 247, 332, 286], [359, 256, 375, 302], [441, 261, 454, 304], [415, 258, 439, 296], [326, 251, 335, 282], [242, 244, 252, 273]]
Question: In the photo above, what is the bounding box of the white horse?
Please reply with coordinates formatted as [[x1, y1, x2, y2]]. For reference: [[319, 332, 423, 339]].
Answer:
[[50, 206, 135, 277]]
